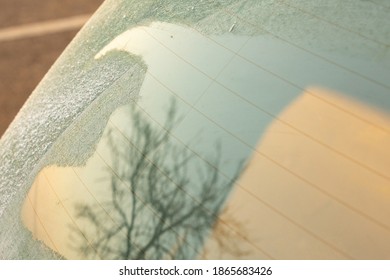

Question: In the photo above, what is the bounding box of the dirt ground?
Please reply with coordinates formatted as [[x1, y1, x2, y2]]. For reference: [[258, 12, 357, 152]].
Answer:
[[0, 0, 104, 136]]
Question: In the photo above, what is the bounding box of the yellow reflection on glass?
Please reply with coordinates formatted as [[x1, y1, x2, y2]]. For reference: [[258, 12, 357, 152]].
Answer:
[[202, 87, 390, 259]]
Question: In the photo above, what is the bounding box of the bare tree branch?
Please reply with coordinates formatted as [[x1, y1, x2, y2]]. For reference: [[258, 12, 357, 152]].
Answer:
[[70, 99, 247, 259]]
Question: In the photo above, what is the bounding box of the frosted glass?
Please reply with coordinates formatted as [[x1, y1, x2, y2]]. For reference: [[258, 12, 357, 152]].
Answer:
[[0, 0, 389, 259]]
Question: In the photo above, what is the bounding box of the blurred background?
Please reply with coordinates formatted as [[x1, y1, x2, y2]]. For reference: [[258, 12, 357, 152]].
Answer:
[[0, 0, 105, 136]]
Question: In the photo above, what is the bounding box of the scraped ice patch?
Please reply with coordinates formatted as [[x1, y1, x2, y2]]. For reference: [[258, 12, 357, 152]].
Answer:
[[19, 19, 390, 259]]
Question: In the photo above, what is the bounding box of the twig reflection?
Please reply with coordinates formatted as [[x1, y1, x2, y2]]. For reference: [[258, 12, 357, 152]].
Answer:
[[71, 100, 247, 259]]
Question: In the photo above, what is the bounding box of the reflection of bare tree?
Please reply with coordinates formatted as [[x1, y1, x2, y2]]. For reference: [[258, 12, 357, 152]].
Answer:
[[201, 206, 251, 259], [71, 101, 246, 259]]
